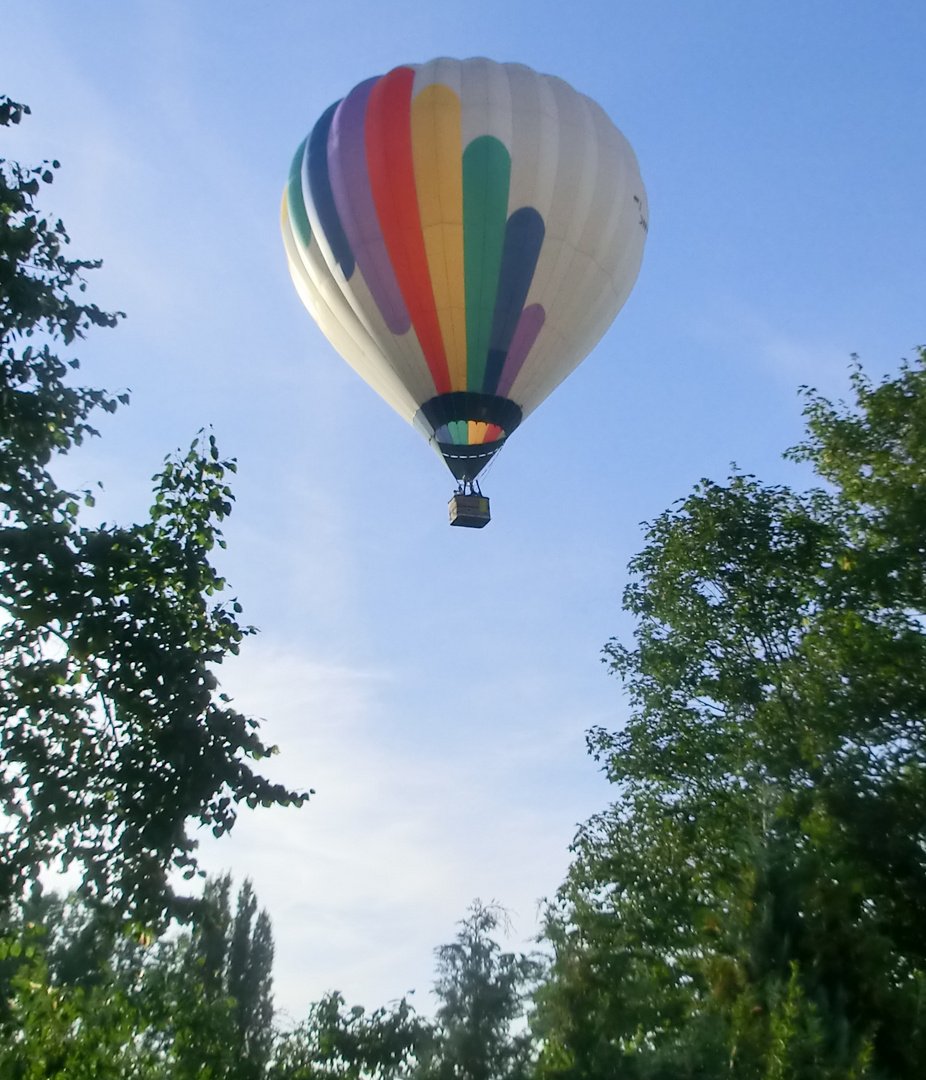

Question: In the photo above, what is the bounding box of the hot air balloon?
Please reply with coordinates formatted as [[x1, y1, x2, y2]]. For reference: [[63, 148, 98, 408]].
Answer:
[[281, 58, 647, 527]]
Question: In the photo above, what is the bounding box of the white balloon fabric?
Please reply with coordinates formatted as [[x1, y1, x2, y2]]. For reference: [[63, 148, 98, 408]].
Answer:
[[282, 57, 648, 481]]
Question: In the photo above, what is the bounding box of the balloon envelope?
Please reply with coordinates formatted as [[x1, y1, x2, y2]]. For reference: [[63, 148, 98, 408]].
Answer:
[[282, 58, 648, 481]]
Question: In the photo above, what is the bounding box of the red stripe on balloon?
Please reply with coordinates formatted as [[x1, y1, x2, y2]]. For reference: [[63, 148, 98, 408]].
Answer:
[[365, 66, 451, 395]]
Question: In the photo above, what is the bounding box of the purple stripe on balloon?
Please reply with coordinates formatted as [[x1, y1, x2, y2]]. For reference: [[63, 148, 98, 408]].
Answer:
[[496, 304, 546, 397], [328, 77, 411, 335]]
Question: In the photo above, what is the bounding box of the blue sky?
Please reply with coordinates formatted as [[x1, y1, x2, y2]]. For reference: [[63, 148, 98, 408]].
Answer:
[[4, 0, 925, 1019]]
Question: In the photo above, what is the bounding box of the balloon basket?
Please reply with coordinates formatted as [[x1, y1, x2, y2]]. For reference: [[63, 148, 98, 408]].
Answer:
[[449, 492, 491, 528]]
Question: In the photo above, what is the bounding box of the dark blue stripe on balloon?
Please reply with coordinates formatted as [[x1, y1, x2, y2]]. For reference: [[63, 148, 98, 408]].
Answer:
[[308, 101, 355, 279], [485, 347, 508, 391], [483, 207, 545, 394]]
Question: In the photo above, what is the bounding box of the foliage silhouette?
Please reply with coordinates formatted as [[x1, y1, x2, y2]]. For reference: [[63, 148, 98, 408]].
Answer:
[[0, 94, 306, 923], [535, 350, 926, 1078]]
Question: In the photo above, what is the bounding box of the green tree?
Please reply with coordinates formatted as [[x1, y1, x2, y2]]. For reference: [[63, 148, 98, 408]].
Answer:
[[0, 895, 161, 1078], [157, 874, 276, 1080], [0, 936, 161, 1080], [0, 877, 279, 1078], [269, 903, 539, 1080], [421, 902, 542, 1080], [229, 879, 276, 1072], [535, 351, 926, 1078], [270, 991, 431, 1080], [1, 95, 306, 924]]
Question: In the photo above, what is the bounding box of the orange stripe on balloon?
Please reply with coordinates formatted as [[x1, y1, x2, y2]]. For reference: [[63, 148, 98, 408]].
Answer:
[[468, 421, 489, 444], [366, 67, 452, 395]]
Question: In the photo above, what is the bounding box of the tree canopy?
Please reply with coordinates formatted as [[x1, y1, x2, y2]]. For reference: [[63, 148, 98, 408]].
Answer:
[[423, 902, 542, 1080], [0, 95, 306, 923], [270, 901, 540, 1080], [535, 351, 926, 1078], [0, 876, 277, 1078]]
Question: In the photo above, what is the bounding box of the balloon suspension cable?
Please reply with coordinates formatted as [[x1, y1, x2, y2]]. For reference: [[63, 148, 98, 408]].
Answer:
[[455, 477, 484, 497], [476, 443, 501, 485]]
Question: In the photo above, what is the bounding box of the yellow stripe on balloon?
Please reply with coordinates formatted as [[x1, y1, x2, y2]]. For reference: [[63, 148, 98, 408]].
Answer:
[[411, 84, 468, 393]]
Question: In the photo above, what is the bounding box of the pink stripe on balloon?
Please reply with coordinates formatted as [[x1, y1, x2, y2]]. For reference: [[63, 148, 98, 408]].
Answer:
[[496, 304, 545, 397], [328, 77, 411, 335]]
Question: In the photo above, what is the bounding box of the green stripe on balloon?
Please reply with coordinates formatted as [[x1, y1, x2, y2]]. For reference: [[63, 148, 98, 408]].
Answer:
[[448, 420, 468, 445], [463, 136, 511, 393], [287, 140, 312, 247]]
